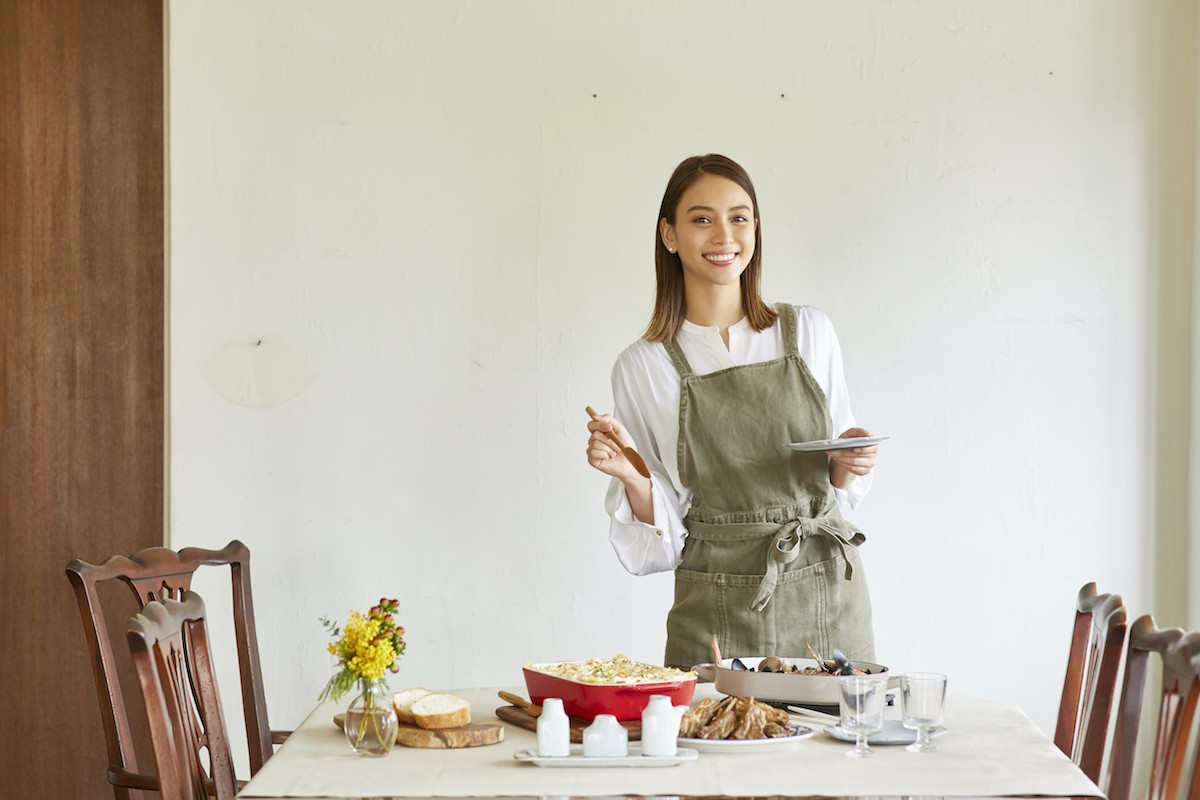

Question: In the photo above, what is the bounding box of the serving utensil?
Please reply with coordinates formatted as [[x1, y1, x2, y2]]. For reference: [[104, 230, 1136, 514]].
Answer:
[[785, 705, 841, 725], [804, 641, 838, 674], [586, 406, 651, 479], [498, 690, 541, 717], [802, 642, 856, 675]]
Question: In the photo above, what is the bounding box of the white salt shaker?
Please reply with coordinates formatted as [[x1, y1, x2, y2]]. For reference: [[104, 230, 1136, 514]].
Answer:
[[582, 714, 628, 757], [640, 694, 687, 757], [536, 698, 570, 757]]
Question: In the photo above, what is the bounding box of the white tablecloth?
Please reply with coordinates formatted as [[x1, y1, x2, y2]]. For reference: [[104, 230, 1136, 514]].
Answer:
[[238, 685, 1104, 798]]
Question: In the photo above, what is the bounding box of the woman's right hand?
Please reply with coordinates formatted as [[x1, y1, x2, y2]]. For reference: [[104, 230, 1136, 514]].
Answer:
[[586, 411, 641, 482], [587, 409, 656, 525]]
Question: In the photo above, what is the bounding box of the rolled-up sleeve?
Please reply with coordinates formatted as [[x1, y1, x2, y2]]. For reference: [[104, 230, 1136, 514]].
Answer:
[[604, 347, 689, 575], [606, 477, 686, 574]]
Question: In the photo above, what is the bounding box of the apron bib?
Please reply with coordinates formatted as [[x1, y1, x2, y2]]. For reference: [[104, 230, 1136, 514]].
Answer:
[[662, 304, 876, 670]]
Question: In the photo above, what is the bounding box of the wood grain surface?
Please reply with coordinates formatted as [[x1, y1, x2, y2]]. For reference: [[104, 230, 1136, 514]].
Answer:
[[335, 714, 504, 749], [0, 1, 164, 797]]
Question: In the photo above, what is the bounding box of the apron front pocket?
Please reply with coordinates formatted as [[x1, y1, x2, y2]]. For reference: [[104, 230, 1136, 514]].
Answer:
[[667, 548, 875, 668]]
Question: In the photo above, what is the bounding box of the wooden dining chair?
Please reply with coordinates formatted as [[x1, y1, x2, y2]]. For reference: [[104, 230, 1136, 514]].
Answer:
[[1053, 581, 1127, 782], [66, 540, 285, 800], [1106, 614, 1200, 800], [128, 590, 237, 800]]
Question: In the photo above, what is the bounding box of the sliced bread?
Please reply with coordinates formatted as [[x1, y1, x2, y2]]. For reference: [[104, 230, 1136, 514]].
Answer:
[[411, 692, 471, 730], [392, 687, 432, 724]]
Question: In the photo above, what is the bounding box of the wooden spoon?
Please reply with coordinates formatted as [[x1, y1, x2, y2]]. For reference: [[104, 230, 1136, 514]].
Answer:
[[586, 406, 651, 479], [498, 690, 541, 717]]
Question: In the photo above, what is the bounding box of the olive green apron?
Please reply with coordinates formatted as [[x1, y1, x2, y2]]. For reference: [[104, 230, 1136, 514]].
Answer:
[[662, 303, 876, 670]]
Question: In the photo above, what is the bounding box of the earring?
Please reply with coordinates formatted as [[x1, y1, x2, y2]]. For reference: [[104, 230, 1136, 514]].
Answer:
[[668, 247, 675, 253]]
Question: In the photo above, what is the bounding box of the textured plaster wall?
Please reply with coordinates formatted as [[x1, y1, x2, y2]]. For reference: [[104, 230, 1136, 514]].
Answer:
[[168, 0, 1190, 777]]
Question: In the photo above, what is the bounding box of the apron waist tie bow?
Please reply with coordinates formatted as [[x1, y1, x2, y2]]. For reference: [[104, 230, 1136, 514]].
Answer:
[[750, 516, 856, 612]]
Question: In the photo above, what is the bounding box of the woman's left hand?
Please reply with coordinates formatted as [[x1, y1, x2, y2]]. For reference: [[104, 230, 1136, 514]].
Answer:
[[826, 426, 878, 476]]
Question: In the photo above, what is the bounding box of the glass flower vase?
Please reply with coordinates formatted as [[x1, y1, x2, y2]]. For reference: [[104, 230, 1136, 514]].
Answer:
[[343, 678, 398, 756]]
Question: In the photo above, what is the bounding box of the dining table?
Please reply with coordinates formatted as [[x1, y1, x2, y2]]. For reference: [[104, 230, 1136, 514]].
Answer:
[[236, 683, 1105, 799]]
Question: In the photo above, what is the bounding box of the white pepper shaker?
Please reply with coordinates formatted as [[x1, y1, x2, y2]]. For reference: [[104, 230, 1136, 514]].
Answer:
[[582, 714, 628, 757], [536, 698, 570, 757]]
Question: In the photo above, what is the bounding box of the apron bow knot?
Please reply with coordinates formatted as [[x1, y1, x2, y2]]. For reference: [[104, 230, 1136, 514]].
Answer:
[[750, 515, 857, 612]]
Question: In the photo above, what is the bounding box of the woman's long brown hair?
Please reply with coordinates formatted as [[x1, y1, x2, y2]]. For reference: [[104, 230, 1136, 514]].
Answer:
[[643, 154, 778, 343]]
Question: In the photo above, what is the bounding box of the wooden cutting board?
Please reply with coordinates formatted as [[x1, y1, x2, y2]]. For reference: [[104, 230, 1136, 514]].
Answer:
[[334, 713, 504, 749], [494, 705, 641, 743]]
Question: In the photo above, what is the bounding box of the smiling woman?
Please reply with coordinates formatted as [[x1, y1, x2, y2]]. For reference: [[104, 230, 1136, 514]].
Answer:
[[659, 173, 758, 298], [585, 154, 882, 671]]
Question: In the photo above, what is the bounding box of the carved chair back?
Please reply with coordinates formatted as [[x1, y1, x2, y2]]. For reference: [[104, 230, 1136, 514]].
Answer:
[[66, 541, 276, 798], [1053, 581, 1127, 783], [127, 591, 236, 800]]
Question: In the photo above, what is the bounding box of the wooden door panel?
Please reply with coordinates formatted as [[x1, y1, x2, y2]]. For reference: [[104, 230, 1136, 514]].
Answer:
[[0, 1, 164, 797]]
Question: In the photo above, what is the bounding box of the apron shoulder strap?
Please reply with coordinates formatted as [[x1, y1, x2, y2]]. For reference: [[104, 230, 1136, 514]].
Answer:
[[663, 340, 695, 380], [777, 302, 800, 357]]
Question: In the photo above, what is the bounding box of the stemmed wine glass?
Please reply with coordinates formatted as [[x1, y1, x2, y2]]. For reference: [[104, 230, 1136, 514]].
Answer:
[[838, 674, 889, 758], [900, 672, 947, 753]]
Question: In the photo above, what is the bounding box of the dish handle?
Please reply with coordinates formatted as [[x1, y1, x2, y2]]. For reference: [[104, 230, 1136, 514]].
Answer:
[[691, 663, 715, 682]]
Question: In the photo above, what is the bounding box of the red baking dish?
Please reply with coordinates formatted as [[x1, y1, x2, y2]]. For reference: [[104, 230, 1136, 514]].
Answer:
[[523, 661, 697, 722]]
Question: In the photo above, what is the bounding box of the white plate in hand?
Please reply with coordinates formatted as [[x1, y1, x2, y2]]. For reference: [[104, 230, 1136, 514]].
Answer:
[[823, 719, 946, 745], [789, 435, 890, 452]]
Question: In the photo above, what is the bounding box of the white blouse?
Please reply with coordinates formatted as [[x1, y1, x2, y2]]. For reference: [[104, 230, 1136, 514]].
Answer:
[[605, 304, 872, 576]]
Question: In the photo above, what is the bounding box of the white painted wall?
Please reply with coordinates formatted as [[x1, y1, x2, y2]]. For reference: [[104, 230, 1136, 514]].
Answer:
[[168, 0, 1189, 777]]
